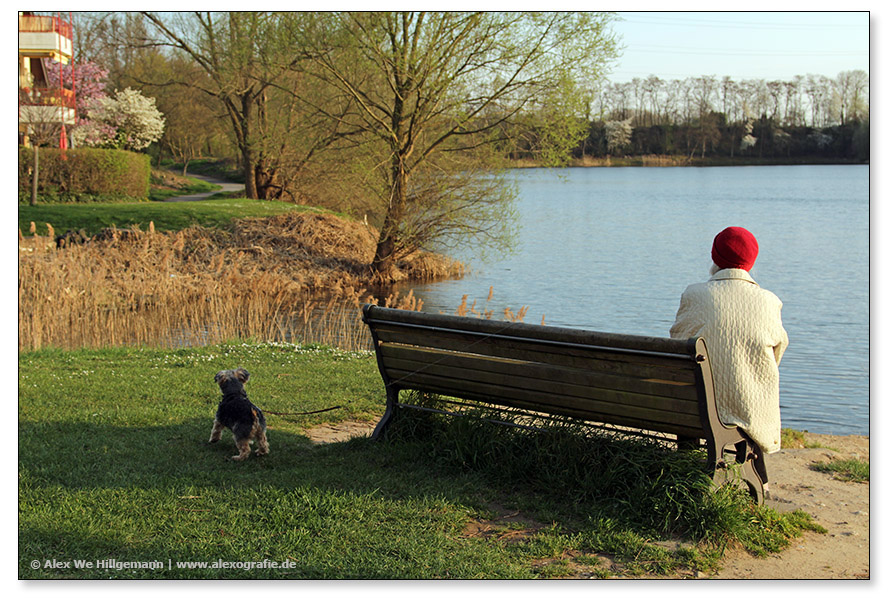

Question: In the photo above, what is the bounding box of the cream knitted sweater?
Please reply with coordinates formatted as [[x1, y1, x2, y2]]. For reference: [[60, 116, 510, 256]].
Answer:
[[670, 269, 789, 453]]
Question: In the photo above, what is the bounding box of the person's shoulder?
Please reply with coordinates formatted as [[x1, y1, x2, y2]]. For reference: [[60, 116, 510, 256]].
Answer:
[[755, 285, 784, 306], [680, 281, 709, 296]]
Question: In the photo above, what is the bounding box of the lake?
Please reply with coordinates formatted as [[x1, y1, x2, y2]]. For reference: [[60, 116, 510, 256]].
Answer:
[[393, 165, 870, 437]]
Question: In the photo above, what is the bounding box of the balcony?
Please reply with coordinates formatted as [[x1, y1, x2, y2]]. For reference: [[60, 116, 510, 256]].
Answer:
[[19, 14, 73, 62], [19, 87, 76, 125]]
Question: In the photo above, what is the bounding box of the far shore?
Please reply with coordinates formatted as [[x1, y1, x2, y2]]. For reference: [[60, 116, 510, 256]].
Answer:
[[508, 155, 867, 169]]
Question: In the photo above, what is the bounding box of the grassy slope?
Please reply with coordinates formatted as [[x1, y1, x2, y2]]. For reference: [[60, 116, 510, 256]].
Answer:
[[18, 198, 314, 237], [19, 342, 824, 580]]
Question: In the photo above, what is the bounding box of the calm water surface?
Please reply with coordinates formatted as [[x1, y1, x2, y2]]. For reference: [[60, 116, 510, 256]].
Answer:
[[396, 165, 870, 436]]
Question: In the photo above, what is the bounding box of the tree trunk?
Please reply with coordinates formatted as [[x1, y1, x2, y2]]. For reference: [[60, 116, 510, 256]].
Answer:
[[371, 156, 408, 278], [371, 199, 402, 278], [243, 148, 259, 199], [229, 91, 260, 199], [371, 225, 397, 278], [254, 158, 280, 200]]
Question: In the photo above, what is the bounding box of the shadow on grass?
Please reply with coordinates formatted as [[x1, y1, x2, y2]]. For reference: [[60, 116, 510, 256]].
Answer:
[[20, 417, 525, 579], [19, 417, 464, 495], [19, 411, 815, 579]]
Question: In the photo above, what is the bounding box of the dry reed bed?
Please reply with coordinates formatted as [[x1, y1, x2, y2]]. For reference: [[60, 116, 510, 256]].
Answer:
[[18, 212, 463, 351]]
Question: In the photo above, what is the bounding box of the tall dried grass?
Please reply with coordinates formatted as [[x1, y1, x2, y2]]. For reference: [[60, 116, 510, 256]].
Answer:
[[18, 212, 462, 352], [454, 286, 533, 323]]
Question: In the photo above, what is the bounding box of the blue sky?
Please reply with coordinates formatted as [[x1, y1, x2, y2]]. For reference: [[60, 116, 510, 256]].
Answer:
[[607, 11, 871, 83]]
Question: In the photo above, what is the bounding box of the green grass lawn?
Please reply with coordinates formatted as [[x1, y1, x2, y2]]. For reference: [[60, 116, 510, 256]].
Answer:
[[19, 198, 313, 237], [19, 342, 824, 579]]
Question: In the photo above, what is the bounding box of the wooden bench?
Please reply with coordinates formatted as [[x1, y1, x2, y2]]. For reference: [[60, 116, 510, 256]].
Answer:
[[361, 304, 766, 505]]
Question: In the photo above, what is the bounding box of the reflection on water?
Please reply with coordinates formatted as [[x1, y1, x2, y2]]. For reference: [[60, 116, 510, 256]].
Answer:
[[393, 166, 869, 436]]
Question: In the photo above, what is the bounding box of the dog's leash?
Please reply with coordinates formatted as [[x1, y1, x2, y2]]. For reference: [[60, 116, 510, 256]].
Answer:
[[262, 406, 342, 417]]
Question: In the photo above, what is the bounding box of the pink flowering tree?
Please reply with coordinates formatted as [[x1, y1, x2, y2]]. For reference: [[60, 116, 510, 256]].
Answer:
[[45, 59, 109, 118]]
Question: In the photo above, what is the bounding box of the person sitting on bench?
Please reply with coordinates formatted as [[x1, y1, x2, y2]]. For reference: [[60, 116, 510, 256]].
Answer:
[[670, 226, 789, 496]]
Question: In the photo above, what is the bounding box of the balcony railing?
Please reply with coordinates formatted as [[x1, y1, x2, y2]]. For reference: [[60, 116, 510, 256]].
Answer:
[[20, 87, 76, 109], [19, 14, 73, 39]]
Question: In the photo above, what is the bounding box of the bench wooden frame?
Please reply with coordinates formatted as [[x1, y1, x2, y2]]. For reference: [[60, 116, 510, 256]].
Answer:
[[362, 304, 766, 504]]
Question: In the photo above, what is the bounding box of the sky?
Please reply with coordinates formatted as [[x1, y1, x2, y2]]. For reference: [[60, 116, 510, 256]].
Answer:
[[606, 11, 871, 84]]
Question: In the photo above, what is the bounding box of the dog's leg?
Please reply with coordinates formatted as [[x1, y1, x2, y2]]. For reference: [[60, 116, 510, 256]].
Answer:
[[232, 438, 251, 461], [249, 408, 269, 456], [255, 427, 270, 456], [208, 420, 225, 443]]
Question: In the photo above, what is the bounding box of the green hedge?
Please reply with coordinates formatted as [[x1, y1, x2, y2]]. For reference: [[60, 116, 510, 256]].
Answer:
[[19, 146, 151, 203]]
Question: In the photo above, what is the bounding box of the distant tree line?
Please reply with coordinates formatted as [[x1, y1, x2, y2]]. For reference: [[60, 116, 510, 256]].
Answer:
[[571, 73, 869, 161]]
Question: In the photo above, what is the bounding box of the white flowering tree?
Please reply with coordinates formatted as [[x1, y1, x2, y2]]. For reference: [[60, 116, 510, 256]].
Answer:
[[604, 118, 633, 155], [73, 88, 165, 151], [739, 118, 757, 151]]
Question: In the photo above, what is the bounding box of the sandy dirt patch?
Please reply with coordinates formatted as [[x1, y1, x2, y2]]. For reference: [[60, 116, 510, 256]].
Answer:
[[304, 420, 377, 444], [711, 432, 869, 579]]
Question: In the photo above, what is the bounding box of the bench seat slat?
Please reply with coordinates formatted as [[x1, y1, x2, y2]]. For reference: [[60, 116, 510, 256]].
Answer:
[[373, 325, 697, 383]]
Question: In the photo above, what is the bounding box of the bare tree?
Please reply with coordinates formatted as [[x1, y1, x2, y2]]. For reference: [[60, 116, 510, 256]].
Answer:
[[296, 11, 619, 278], [136, 12, 355, 200], [644, 75, 664, 126], [811, 75, 828, 126], [154, 59, 219, 175], [836, 70, 869, 123], [783, 76, 804, 127], [766, 80, 784, 122]]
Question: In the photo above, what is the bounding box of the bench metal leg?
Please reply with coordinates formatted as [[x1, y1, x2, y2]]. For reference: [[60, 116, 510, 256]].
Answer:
[[371, 386, 399, 441], [734, 440, 765, 504], [710, 439, 765, 505]]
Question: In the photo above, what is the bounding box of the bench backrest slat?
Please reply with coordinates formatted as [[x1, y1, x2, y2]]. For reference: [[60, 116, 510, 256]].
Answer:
[[372, 324, 696, 383], [379, 343, 700, 402], [384, 366, 707, 437], [366, 306, 693, 355]]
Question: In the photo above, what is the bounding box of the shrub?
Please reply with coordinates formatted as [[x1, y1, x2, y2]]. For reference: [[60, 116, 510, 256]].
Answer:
[[19, 146, 151, 203]]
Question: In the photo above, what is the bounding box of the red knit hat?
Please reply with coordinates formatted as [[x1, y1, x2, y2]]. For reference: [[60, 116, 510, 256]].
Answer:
[[711, 227, 759, 271]]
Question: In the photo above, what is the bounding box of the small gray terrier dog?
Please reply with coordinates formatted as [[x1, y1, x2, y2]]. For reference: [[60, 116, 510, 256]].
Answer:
[[209, 368, 269, 461]]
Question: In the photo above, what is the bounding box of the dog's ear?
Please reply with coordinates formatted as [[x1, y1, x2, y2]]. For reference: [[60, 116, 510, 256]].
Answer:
[[235, 367, 250, 383], [214, 371, 225, 384]]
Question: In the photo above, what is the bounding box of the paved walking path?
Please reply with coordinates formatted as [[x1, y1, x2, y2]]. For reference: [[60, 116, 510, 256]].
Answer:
[[163, 173, 244, 202]]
